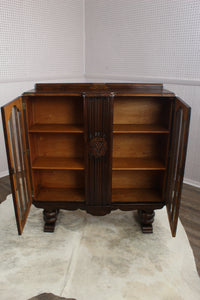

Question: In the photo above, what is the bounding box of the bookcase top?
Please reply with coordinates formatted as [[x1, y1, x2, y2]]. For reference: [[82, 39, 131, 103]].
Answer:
[[23, 83, 175, 97]]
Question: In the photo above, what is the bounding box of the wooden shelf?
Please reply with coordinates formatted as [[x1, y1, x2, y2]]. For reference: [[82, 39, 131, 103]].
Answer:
[[112, 158, 166, 170], [29, 124, 84, 133], [35, 188, 85, 202], [32, 157, 84, 170], [113, 124, 169, 133], [112, 189, 162, 203]]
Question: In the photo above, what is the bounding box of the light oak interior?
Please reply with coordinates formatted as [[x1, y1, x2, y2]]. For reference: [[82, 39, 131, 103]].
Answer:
[[113, 134, 167, 161], [27, 96, 83, 127], [26, 96, 85, 201], [33, 170, 84, 202], [113, 96, 171, 127], [29, 133, 84, 160], [26, 95, 172, 204], [112, 97, 172, 203]]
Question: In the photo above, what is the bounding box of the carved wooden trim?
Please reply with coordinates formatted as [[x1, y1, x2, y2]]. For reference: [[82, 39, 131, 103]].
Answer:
[[43, 209, 59, 233], [138, 210, 155, 233], [84, 94, 113, 207]]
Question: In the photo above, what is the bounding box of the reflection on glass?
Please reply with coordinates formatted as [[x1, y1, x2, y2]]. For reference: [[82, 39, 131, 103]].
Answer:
[[8, 106, 29, 222], [168, 107, 185, 222]]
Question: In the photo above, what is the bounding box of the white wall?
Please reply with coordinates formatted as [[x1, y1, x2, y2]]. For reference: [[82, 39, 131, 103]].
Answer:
[[85, 0, 200, 187], [1, 0, 200, 187], [0, 0, 85, 177], [164, 84, 200, 187], [85, 0, 200, 84], [0, 0, 85, 82]]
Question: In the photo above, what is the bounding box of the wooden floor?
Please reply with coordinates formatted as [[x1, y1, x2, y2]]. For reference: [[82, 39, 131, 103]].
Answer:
[[0, 176, 199, 275]]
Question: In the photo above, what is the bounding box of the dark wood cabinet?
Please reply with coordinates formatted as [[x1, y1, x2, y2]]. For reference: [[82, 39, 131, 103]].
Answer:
[[1, 83, 190, 236]]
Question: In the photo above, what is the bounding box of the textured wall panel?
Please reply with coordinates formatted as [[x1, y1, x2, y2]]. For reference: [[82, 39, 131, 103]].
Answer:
[[86, 0, 200, 82], [165, 84, 200, 186], [0, 0, 84, 82]]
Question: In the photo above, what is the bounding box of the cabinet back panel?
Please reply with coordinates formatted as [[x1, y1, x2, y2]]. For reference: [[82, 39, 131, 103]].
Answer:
[[113, 134, 167, 159], [113, 97, 171, 127], [27, 96, 83, 126], [33, 170, 84, 189], [112, 170, 164, 189], [29, 133, 84, 160]]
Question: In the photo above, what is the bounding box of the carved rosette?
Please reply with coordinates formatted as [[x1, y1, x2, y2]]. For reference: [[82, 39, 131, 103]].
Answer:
[[89, 135, 108, 158]]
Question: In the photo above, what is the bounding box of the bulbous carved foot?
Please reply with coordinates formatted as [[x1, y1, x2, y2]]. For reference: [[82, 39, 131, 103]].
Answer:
[[138, 210, 155, 233], [43, 209, 59, 232]]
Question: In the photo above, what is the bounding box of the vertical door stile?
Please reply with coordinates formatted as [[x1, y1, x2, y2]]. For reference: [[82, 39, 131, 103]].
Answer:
[[83, 93, 114, 213], [166, 97, 191, 237], [1, 96, 32, 234]]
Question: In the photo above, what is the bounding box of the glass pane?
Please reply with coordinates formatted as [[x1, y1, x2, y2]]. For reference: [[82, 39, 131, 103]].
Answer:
[[8, 106, 29, 222], [168, 107, 185, 221]]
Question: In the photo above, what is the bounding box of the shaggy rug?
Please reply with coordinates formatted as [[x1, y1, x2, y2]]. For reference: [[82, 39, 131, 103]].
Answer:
[[0, 195, 200, 300]]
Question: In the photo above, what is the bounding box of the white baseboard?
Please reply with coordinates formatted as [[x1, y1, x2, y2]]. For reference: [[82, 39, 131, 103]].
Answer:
[[85, 73, 200, 86], [183, 178, 200, 189], [0, 170, 9, 178]]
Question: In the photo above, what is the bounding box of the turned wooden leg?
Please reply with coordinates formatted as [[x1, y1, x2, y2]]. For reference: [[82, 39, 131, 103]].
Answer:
[[43, 209, 59, 232], [137, 210, 155, 233]]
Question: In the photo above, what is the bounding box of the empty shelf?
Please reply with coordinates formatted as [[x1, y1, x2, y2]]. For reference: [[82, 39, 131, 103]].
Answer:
[[113, 124, 169, 133], [112, 158, 166, 170], [32, 157, 84, 170], [112, 189, 162, 203]]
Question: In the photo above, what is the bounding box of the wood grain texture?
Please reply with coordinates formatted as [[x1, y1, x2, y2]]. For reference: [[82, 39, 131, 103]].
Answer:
[[33, 83, 174, 97], [36, 188, 84, 202], [112, 189, 162, 203], [84, 95, 113, 206], [112, 158, 166, 170], [33, 170, 84, 189], [113, 133, 167, 159], [32, 157, 84, 170], [29, 124, 84, 133], [112, 170, 164, 189], [26, 96, 83, 127], [179, 183, 200, 276], [113, 124, 169, 133], [113, 97, 171, 127]]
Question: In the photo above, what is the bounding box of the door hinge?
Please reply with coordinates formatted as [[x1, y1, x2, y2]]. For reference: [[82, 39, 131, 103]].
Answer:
[[22, 102, 26, 110]]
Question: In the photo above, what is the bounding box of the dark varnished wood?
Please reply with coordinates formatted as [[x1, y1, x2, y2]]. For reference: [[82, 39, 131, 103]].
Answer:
[[138, 210, 155, 233], [112, 189, 162, 203], [1, 83, 190, 237], [33, 83, 174, 97], [84, 94, 113, 207], [165, 97, 191, 237], [1, 98, 32, 235], [43, 209, 59, 232]]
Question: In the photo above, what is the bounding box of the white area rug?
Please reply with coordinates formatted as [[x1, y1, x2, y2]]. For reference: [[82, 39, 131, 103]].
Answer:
[[0, 195, 200, 300]]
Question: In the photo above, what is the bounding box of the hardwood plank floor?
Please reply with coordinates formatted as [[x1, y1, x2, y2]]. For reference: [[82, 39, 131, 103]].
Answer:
[[179, 183, 200, 276], [0, 176, 199, 275], [0, 175, 11, 203]]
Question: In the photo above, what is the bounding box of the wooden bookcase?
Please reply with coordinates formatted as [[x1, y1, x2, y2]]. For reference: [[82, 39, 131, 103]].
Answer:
[[1, 83, 190, 236]]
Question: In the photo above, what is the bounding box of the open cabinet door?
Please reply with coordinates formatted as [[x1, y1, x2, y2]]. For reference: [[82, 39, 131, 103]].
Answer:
[[166, 97, 191, 237], [1, 97, 32, 235]]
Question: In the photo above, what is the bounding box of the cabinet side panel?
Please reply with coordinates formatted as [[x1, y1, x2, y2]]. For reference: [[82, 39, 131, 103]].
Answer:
[[84, 95, 113, 206]]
